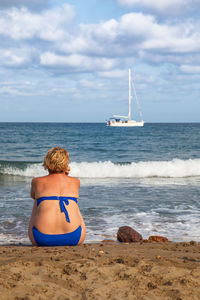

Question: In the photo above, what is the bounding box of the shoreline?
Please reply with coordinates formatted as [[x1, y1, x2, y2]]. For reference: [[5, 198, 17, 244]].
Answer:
[[1, 241, 200, 300]]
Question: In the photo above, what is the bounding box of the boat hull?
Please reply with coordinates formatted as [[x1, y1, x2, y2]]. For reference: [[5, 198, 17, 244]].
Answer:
[[107, 120, 144, 127]]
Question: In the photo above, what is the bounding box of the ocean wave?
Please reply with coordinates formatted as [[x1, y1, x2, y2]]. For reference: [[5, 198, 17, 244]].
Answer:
[[1, 158, 200, 178], [0, 162, 47, 178]]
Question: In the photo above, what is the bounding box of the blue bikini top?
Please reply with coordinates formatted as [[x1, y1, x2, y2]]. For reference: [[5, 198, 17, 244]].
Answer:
[[36, 196, 78, 223]]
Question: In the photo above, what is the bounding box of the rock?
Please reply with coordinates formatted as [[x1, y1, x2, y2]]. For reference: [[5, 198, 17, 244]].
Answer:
[[117, 226, 143, 243], [148, 236, 168, 242], [190, 240, 198, 246]]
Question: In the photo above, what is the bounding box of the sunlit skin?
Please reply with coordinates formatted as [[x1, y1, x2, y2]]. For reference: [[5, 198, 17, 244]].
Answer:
[[28, 171, 86, 246]]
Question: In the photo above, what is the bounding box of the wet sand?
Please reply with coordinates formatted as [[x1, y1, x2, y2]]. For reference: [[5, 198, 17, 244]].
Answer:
[[0, 241, 200, 300]]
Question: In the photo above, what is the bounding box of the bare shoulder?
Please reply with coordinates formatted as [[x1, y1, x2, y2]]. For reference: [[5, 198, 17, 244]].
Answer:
[[30, 175, 49, 199], [31, 175, 48, 185], [31, 177, 37, 186], [68, 176, 80, 186]]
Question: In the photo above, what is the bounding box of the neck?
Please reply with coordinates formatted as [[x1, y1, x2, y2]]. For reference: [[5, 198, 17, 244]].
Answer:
[[48, 171, 65, 175]]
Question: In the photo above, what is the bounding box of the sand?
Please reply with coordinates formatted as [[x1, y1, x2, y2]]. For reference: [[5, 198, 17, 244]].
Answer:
[[0, 241, 200, 300]]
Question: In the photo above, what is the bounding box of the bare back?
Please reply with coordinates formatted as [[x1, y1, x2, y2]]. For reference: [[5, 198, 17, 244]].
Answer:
[[28, 173, 86, 244]]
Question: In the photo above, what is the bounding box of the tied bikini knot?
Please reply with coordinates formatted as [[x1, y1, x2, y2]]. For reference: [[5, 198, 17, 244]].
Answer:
[[59, 197, 70, 223]]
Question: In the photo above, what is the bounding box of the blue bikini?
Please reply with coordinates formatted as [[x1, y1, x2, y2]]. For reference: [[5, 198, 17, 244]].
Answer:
[[32, 196, 82, 246]]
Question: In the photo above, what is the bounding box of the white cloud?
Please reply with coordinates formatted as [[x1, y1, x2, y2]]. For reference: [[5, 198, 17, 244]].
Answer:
[[0, 4, 200, 76], [117, 0, 197, 15], [79, 79, 104, 89], [97, 69, 127, 78], [79, 79, 96, 88], [0, 4, 75, 40], [180, 65, 200, 74], [0, 48, 30, 66], [62, 12, 200, 59], [40, 52, 118, 71]]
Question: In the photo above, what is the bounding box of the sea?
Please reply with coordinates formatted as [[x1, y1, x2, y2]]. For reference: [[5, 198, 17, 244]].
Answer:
[[0, 122, 200, 245]]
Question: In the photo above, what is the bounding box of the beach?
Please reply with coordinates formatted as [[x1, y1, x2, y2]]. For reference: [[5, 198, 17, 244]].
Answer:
[[1, 241, 200, 300]]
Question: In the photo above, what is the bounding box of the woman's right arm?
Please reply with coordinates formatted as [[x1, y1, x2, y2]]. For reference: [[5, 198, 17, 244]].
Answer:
[[77, 207, 86, 245]]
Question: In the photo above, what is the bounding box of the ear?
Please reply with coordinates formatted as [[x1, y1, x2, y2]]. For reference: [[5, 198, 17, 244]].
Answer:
[[65, 166, 70, 175]]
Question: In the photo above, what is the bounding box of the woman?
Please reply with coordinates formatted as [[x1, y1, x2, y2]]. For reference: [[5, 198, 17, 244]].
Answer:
[[28, 147, 86, 246]]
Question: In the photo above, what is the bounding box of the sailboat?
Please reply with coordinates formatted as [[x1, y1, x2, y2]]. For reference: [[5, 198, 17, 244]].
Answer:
[[107, 69, 144, 127]]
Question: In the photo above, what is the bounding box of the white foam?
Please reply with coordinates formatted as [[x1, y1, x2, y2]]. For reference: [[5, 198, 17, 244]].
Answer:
[[1, 158, 200, 178], [0, 233, 30, 245], [87, 210, 200, 242], [2, 163, 47, 177], [1, 209, 200, 244]]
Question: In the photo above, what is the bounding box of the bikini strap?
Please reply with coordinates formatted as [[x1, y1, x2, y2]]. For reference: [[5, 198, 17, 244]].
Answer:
[[36, 196, 78, 223]]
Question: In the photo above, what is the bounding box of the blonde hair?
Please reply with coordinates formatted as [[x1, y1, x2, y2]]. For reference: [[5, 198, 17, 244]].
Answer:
[[43, 147, 70, 173]]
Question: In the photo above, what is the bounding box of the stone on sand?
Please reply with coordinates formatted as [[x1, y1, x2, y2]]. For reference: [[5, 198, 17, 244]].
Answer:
[[117, 226, 143, 243]]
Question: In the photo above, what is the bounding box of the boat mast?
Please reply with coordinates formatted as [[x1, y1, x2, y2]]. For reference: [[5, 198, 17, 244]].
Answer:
[[128, 69, 132, 120]]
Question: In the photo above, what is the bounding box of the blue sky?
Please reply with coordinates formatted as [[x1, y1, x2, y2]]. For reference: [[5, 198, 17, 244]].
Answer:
[[0, 0, 200, 122]]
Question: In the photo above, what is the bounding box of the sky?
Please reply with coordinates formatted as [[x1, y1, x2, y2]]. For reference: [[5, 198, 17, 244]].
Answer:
[[0, 0, 200, 122]]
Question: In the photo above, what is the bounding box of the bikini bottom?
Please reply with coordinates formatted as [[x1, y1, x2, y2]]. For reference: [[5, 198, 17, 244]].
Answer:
[[32, 225, 82, 246]]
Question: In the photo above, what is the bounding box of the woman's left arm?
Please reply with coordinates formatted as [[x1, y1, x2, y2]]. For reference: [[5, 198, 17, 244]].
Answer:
[[28, 200, 37, 245], [28, 178, 37, 245], [30, 178, 36, 199]]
